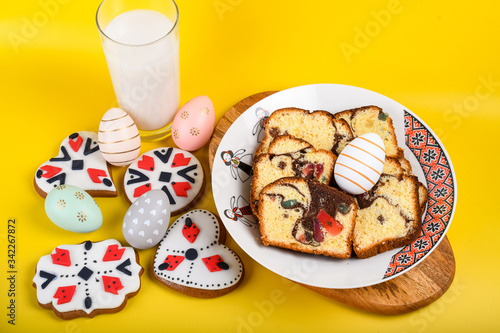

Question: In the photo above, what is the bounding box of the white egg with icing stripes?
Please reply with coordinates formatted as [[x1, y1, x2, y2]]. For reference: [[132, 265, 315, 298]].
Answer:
[[98, 108, 141, 167], [123, 190, 171, 249], [44, 185, 103, 233], [171, 96, 215, 151], [334, 133, 385, 195]]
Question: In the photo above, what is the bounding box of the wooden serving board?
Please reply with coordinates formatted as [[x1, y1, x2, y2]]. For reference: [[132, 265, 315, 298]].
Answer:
[[208, 91, 456, 315]]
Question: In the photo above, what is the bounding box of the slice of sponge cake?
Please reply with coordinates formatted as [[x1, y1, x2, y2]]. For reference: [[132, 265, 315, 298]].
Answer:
[[255, 108, 353, 156], [334, 105, 403, 158], [250, 135, 336, 215], [259, 177, 357, 259], [352, 157, 422, 259]]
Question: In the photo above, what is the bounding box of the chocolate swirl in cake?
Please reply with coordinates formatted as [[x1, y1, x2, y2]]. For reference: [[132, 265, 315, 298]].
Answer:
[[292, 181, 355, 246], [356, 174, 416, 225]]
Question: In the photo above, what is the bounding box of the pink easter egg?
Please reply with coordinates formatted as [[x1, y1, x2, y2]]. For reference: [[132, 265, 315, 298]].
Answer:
[[171, 96, 215, 151]]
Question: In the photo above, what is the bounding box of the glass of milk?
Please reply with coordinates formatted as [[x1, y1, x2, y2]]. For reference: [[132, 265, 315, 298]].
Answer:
[[96, 0, 180, 140]]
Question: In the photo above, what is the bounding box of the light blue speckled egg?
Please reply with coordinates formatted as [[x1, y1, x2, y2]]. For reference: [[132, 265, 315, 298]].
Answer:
[[44, 185, 103, 233]]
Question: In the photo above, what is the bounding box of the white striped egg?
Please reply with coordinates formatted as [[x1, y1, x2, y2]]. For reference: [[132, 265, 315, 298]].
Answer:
[[98, 108, 141, 167], [334, 133, 385, 195]]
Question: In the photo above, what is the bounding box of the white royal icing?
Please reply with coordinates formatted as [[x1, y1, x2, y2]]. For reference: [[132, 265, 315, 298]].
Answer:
[[153, 210, 243, 291], [123, 148, 204, 214], [35, 131, 116, 196], [32, 239, 142, 316]]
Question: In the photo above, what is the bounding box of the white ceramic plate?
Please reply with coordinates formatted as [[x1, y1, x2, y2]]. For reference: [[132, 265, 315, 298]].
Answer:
[[212, 84, 457, 289]]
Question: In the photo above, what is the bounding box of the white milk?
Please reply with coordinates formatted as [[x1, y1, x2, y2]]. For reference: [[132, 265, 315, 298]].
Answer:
[[102, 9, 180, 131]]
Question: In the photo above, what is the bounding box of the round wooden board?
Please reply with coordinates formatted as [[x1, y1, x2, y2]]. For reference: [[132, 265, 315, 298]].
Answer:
[[208, 91, 456, 315]]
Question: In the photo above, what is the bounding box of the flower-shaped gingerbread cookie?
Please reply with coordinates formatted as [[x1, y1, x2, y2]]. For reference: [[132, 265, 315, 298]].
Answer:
[[123, 148, 205, 215], [34, 131, 116, 198], [153, 209, 244, 298], [32, 239, 143, 319]]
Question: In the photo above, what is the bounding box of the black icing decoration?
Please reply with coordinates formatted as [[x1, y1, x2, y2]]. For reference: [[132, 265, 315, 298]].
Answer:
[[77, 266, 94, 281], [83, 137, 99, 156], [116, 258, 132, 276], [84, 241, 92, 250], [47, 173, 66, 186], [158, 263, 169, 271], [50, 146, 71, 162], [39, 270, 56, 289], [71, 160, 84, 170], [185, 217, 192, 227], [154, 148, 173, 164], [36, 170, 43, 178], [159, 171, 172, 183], [185, 248, 198, 261], [217, 262, 230, 270], [177, 164, 198, 184], [103, 178, 113, 187], [127, 169, 149, 185], [161, 185, 176, 205], [84, 296, 92, 309]]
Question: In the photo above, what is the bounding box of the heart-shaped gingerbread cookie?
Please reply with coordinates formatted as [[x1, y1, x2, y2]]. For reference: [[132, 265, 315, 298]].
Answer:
[[153, 209, 244, 298], [34, 131, 116, 198]]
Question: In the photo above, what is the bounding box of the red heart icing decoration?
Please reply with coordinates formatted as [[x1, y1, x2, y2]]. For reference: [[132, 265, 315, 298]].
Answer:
[[133, 183, 151, 198], [102, 244, 125, 262], [102, 276, 124, 295], [171, 153, 191, 167], [172, 182, 192, 197], [182, 219, 199, 243], [68, 135, 83, 152], [53, 285, 77, 305], [40, 165, 62, 179], [51, 248, 71, 266], [138, 155, 155, 171], [87, 168, 108, 184], [202, 255, 228, 272], [161, 255, 185, 271]]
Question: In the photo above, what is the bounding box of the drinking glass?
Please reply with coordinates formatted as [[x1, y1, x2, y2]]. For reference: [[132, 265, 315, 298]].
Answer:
[[96, 0, 180, 140]]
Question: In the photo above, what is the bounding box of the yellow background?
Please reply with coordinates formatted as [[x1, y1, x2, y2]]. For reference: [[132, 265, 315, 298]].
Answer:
[[1, 0, 499, 332]]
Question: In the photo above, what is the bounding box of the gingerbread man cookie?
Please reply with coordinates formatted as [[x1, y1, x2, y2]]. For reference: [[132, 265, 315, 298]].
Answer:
[[123, 147, 205, 215], [34, 131, 116, 198], [153, 209, 244, 298], [33, 239, 143, 319]]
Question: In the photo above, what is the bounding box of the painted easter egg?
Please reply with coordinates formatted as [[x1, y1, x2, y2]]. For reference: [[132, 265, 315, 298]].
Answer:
[[171, 96, 215, 151], [45, 185, 103, 233], [334, 133, 385, 195], [123, 190, 171, 249], [98, 107, 141, 167]]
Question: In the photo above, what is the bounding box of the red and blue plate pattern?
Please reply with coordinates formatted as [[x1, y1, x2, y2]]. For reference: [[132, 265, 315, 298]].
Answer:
[[384, 111, 456, 278]]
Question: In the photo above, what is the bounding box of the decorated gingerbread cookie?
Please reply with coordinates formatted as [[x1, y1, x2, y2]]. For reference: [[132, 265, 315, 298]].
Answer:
[[34, 131, 117, 198], [123, 147, 205, 215], [33, 239, 143, 319], [153, 209, 244, 298]]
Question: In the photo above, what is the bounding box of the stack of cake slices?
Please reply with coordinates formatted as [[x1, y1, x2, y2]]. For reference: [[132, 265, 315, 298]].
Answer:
[[251, 105, 428, 259]]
